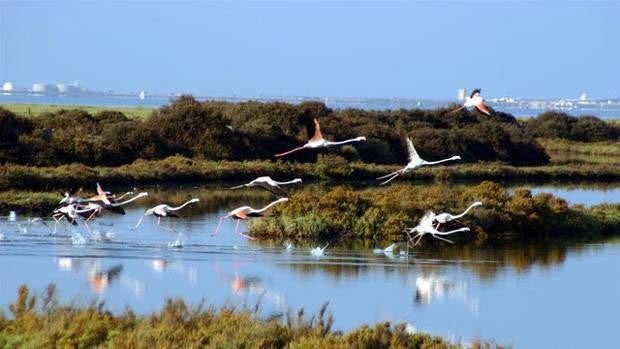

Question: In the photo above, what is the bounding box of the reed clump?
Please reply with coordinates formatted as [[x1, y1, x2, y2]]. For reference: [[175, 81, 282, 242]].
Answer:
[[249, 181, 620, 244], [0, 284, 465, 349]]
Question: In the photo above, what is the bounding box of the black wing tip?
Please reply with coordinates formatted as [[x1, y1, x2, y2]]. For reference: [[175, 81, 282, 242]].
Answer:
[[470, 88, 481, 98]]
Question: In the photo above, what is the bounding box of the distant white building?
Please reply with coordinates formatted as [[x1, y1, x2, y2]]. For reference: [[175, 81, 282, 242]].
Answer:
[[32, 83, 47, 93], [56, 83, 69, 93], [2, 81, 14, 92], [457, 88, 466, 101], [580, 92, 588, 101]]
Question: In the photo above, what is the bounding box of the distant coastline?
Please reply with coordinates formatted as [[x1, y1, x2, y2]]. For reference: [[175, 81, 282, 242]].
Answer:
[[1, 91, 619, 119]]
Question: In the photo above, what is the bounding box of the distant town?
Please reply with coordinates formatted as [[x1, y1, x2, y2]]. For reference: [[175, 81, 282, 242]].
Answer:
[[2, 80, 619, 115]]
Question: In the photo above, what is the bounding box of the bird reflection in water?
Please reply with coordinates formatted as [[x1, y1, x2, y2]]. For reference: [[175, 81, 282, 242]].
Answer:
[[413, 273, 479, 315], [214, 261, 285, 307], [88, 264, 123, 294]]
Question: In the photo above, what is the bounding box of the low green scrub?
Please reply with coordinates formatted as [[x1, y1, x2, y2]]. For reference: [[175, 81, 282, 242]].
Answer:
[[0, 285, 466, 349], [538, 138, 620, 166], [249, 181, 620, 243], [1, 103, 154, 119], [1, 156, 619, 193], [0, 191, 60, 215]]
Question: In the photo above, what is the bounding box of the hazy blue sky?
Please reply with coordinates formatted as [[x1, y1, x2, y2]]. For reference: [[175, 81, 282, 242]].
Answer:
[[1, 1, 619, 99]]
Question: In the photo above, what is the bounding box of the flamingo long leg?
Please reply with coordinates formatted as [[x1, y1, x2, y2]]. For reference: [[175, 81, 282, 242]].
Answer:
[[234, 220, 240, 235], [211, 217, 226, 237], [379, 172, 402, 185], [449, 105, 465, 114], [133, 215, 145, 230], [157, 218, 176, 233], [236, 221, 255, 240], [274, 146, 305, 157], [431, 234, 454, 244], [85, 210, 98, 223], [377, 168, 404, 180]]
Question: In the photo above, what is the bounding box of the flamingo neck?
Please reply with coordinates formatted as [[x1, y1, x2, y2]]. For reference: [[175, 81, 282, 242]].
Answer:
[[169, 199, 197, 211], [112, 192, 147, 206], [325, 137, 365, 146], [453, 203, 480, 219], [254, 199, 286, 213], [423, 157, 458, 166]]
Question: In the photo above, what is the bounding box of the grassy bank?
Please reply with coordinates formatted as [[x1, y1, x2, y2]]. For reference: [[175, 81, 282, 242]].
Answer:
[[0, 285, 466, 349], [1, 156, 620, 194], [248, 181, 620, 243], [1, 103, 154, 119]]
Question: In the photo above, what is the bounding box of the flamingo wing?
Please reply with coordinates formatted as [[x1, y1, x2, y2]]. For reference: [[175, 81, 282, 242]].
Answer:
[[406, 137, 421, 162], [234, 209, 248, 220], [475, 102, 491, 116], [309, 118, 324, 142]]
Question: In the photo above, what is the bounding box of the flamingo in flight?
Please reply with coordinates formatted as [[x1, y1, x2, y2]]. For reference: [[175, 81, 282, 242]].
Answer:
[[228, 176, 302, 196], [133, 198, 200, 231], [406, 211, 470, 246], [274, 118, 366, 157], [377, 136, 461, 185], [212, 197, 289, 240], [80, 191, 148, 223], [451, 89, 491, 116], [433, 201, 482, 229]]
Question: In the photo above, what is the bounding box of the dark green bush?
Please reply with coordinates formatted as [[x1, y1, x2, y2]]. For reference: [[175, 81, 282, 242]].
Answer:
[[524, 111, 618, 142], [8, 97, 602, 167]]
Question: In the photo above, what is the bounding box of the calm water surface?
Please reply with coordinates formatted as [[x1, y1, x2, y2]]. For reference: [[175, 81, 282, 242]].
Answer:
[[0, 184, 618, 348]]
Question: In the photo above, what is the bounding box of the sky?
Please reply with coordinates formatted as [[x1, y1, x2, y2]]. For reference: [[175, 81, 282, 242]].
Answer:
[[1, 0, 619, 99]]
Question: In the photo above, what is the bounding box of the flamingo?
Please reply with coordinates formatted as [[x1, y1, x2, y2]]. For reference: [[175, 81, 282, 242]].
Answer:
[[81, 192, 148, 223], [310, 243, 329, 256], [450, 89, 491, 116], [51, 204, 94, 234], [406, 211, 470, 245], [58, 189, 83, 206], [434, 202, 482, 229], [274, 118, 366, 157], [228, 176, 302, 196], [212, 197, 289, 240], [377, 136, 461, 185], [133, 198, 200, 231]]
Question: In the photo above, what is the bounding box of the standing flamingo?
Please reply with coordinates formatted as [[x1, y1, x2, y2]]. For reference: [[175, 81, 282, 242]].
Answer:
[[377, 136, 461, 185], [433, 202, 482, 229], [212, 198, 289, 240], [274, 118, 366, 157], [406, 211, 470, 245], [451, 89, 491, 116], [228, 176, 302, 196], [133, 198, 200, 231]]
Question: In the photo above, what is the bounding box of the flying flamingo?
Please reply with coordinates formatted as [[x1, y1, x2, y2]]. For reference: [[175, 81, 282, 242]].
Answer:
[[450, 89, 491, 116], [433, 201, 482, 229], [406, 211, 470, 245], [377, 136, 461, 185], [310, 243, 329, 256], [212, 198, 289, 240], [274, 118, 366, 157], [133, 198, 200, 231], [228, 176, 302, 196], [81, 192, 149, 222], [51, 204, 94, 234]]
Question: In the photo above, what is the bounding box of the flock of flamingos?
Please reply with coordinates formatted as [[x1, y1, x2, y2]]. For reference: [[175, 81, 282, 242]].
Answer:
[[21, 90, 492, 251]]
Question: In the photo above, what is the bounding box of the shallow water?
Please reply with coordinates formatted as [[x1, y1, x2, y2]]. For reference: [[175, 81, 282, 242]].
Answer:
[[0, 184, 618, 348]]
